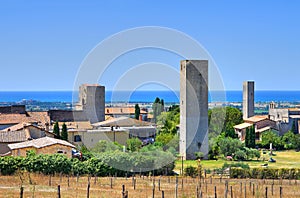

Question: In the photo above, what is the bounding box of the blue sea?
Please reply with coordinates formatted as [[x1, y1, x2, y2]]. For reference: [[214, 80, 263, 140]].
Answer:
[[0, 91, 300, 103]]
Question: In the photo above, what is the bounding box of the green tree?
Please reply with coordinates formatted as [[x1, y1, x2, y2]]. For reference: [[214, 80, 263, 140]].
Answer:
[[245, 127, 250, 148], [208, 107, 242, 138], [245, 125, 256, 148], [261, 130, 283, 150], [126, 138, 142, 152], [249, 125, 256, 148], [53, 121, 60, 139], [219, 138, 243, 157], [134, 104, 140, 120], [152, 97, 164, 123], [61, 122, 68, 141]]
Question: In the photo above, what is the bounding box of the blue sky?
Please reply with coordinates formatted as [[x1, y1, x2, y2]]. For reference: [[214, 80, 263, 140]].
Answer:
[[0, 1, 299, 91]]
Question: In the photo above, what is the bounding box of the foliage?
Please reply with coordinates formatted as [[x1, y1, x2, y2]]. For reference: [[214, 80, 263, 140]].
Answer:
[[53, 121, 60, 139], [245, 125, 256, 148], [0, 150, 176, 176], [222, 162, 250, 170], [152, 97, 164, 123], [230, 168, 300, 179], [208, 107, 242, 138], [184, 166, 197, 177], [61, 122, 68, 141], [134, 104, 140, 120], [219, 138, 243, 157], [261, 130, 283, 150], [194, 152, 204, 160], [234, 149, 247, 161], [91, 140, 122, 153], [126, 138, 142, 152]]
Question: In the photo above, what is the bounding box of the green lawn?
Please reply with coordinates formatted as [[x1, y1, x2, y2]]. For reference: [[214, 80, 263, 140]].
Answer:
[[175, 150, 300, 172]]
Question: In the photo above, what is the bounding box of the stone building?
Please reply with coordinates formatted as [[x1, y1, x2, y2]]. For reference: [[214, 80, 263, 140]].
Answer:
[[243, 81, 255, 119], [180, 60, 208, 160], [8, 136, 75, 158]]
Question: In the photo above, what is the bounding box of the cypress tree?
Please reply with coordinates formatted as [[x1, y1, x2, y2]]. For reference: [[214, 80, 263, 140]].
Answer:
[[250, 125, 256, 148], [53, 121, 60, 139], [245, 127, 250, 147], [61, 123, 68, 141], [134, 104, 140, 120]]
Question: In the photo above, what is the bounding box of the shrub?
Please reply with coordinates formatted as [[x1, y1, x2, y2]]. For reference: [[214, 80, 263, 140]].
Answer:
[[184, 166, 197, 177]]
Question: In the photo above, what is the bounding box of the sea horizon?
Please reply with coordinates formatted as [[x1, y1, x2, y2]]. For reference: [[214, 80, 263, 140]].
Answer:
[[0, 90, 300, 103]]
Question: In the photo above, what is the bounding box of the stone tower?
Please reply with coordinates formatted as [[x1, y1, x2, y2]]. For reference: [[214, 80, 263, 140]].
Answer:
[[77, 84, 105, 123], [243, 81, 255, 119], [180, 60, 208, 160]]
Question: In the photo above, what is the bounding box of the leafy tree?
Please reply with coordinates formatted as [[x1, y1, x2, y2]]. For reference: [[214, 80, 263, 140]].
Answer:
[[91, 140, 122, 153], [208, 107, 242, 138], [61, 122, 68, 141], [53, 121, 60, 139], [261, 130, 283, 150], [219, 138, 243, 157], [126, 138, 142, 152], [134, 104, 140, 120], [282, 130, 296, 150]]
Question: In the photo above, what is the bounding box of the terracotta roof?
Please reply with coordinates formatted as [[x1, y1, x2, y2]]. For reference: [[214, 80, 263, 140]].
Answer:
[[2, 122, 32, 132], [234, 123, 253, 130], [8, 136, 75, 150], [49, 121, 92, 130], [105, 107, 147, 115], [244, 115, 268, 123], [92, 116, 152, 127], [0, 111, 50, 126], [0, 130, 30, 143], [27, 112, 50, 125]]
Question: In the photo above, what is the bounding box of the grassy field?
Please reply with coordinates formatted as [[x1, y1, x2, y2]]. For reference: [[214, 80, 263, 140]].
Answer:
[[175, 150, 300, 172], [0, 174, 300, 197]]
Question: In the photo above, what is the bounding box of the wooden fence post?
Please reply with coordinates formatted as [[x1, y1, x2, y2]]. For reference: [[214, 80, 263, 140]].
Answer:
[[87, 182, 90, 198], [280, 187, 282, 198], [265, 187, 268, 198], [244, 183, 246, 198], [57, 185, 61, 198], [161, 190, 164, 198], [214, 186, 217, 198], [20, 186, 24, 198]]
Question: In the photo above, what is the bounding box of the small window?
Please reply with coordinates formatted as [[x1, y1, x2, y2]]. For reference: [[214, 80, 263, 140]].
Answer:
[[57, 150, 64, 154], [74, 135, 82, 142]]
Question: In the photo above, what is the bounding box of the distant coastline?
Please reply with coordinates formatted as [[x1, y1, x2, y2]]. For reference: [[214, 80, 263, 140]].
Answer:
[[0, 90, 300, 103]]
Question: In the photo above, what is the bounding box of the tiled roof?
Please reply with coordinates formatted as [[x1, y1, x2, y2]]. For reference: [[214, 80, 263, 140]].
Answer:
[[234, 123, 253, 130], [2, 122, 31, 132], [105, 107, 147, 115], [92, 116, 152, 127], [49, 121, 92, 130], [8, 136, 75, 150], [27, 112, 50, 125], [244, 115, 268, 123], [0, 111, 50, 126], [0, 130, 30, 143]]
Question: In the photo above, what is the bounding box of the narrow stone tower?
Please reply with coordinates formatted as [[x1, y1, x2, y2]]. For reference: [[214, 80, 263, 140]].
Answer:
[[77, 84, 105, 123], [243, 81, 255, 119], [180, 60, 208, 160]]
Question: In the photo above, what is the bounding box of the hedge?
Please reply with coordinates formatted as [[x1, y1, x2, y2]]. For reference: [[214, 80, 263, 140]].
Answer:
[[0, 151, 175, 176], [230, 168, 300, 179]]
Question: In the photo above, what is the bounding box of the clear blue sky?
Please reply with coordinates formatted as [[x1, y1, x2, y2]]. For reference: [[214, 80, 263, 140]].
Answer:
[[0, 1, 299, 91]]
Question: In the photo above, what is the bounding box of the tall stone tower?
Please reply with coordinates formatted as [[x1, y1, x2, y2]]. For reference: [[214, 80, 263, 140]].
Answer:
[[180, 60, 208, 160], [243, 81, 255, 119], [77, 84, 105, 123]]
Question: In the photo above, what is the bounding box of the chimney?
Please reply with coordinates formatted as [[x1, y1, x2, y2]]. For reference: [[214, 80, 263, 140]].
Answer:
[[139, 114, 143, 121]]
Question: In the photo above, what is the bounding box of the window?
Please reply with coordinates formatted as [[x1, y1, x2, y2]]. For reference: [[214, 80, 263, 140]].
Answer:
[[74, 135, 82, 142]]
